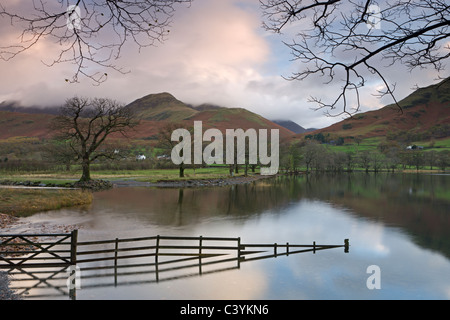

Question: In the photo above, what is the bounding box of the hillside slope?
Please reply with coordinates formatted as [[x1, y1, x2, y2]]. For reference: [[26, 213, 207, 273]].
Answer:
[[0, 111, 54, 139], [305, 78, 450, 140]]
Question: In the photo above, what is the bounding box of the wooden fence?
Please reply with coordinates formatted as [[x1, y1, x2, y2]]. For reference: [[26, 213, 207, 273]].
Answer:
[[1, 231, 349, 299]]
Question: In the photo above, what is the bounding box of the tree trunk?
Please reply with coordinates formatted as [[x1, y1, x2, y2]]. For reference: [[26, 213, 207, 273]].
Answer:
[[179, 164, 185, 178], [80, 158, 91, 182]]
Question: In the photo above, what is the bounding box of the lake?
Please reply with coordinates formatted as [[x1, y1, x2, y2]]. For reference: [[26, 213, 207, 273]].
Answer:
[[10, 173, 450, 300]]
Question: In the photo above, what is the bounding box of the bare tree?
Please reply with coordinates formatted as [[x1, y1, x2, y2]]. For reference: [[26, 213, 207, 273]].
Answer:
[[261, 0, 450, 116], [52, 97, 138, 182], [0, 0, 191, 84]]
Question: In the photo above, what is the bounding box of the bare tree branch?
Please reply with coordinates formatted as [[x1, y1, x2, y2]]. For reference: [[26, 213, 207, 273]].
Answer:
[[0, 0, 191, 84], [261, 0, 450, 116]]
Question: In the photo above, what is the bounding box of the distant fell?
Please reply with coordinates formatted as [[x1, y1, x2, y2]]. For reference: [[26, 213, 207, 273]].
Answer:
[[125, 92, 295, 139], [0, 100, 59, 115], [125, 92, 198, 122], [272, 120, 316, 134], [304, 77, 450, 140]]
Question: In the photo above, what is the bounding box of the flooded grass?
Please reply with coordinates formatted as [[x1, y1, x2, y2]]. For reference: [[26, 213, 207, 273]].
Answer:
[[0, 188, 93, 216]]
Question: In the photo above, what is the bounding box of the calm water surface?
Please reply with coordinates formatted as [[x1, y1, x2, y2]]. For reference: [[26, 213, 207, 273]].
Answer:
[[15, 173, 450, 299]]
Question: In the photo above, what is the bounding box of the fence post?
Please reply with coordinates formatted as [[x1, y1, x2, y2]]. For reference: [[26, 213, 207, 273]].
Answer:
[[155, 235, 160, 282], [114, 238, 119, 286], [199, 236, 203, 275], [274, 243, 277, 257], [313, 241, 316, 254], [237, 237, 241, 268], [70, 230, 78, 265], [344, 239, 349, 253]]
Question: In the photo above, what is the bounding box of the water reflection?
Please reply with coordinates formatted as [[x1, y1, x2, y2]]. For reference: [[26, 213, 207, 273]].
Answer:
[[85, 173, 449, 259], [8, 236, 348, 300], [9, 173, 450, 299], [298, 173, 450, 259]]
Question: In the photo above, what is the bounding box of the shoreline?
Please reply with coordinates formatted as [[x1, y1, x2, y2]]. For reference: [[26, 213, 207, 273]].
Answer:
[[112, 174, 277, 188], [0, 174, 276, 190]]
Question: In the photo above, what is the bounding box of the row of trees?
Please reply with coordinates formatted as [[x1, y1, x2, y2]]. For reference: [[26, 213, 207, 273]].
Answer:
[[280, 141, 450, 173]]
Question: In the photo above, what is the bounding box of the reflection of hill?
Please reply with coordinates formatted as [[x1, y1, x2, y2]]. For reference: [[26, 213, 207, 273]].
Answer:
[[299, 173, 450, 259]]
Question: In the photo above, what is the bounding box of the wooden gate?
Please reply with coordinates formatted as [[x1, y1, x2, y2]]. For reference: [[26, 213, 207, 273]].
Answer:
[[0, 230, 78, 270]]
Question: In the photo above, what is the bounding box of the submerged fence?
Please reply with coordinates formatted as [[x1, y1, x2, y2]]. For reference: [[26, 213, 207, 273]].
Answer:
[[0, 230, 349, 299]]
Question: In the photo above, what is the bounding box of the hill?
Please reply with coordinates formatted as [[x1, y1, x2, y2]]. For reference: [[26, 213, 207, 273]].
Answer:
[[125, 93, 295, 140], [125, 92, 198, 122], [303, 78, 450, 142], [272, 120, 316, 134]]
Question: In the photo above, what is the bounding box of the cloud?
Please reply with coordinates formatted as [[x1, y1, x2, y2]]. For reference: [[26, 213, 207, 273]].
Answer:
[[0, 0, 271, 104]]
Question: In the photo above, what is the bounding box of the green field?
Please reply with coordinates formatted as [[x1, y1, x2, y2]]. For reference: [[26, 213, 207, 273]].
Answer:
[[324, 137, 382, 153], [324, 136, 450, 153]]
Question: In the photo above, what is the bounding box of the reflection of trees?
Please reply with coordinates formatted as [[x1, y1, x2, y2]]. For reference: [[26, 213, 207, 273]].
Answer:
[[174, 189, 184, 227], [302, 173, 450, 259]]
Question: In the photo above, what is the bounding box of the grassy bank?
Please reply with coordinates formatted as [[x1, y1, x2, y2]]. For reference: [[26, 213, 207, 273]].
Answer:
[[0, 188, 93, 217]]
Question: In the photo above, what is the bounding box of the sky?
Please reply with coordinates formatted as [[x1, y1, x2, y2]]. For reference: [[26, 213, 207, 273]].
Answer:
[[0, 0, 446, 129]]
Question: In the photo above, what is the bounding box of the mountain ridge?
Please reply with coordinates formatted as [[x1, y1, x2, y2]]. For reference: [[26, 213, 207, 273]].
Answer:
[[0, 92, 296, 140], [1, 77, 448, 143], [125, 92, 295, 139]]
